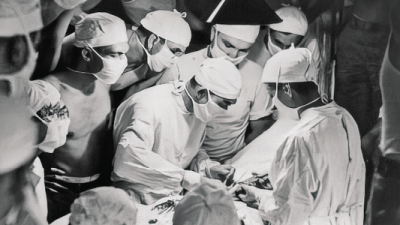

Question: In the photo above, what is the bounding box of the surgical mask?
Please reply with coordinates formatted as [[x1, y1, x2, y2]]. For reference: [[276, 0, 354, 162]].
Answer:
[[210, 32, 248, 65], [33, 103, 71, 153], [89, 44, 128, 84], [54, 0, 86, 9], [185, 86, 225, 123], [139, 37, 177, 72], [38, 116, 70, 153], [272, 86, 321, 121], [1, 33, 38, 80], [267, 35, 282, 56], [272, 94, 300, 120]]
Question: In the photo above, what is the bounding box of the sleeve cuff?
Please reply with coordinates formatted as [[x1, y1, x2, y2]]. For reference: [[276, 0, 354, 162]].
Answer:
[[181, 171, 202, 191]]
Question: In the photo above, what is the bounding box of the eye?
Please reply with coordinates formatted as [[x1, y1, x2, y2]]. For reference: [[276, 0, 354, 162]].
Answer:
[[239, 48, 249, 53], [222, 40, 233, 48], [108, 53, 124, 59], [170, 48, 184, 57]]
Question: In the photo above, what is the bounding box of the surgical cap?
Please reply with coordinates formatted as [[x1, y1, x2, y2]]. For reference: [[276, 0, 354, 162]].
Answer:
[[141, 10, 191, 47], [0, 95, 38, 174], [69, 187, 138, 225], [262, 48, 318, 85], [269, 6, 308, 36], [121, 0, 176, 26], [173, 178, 241, 225], [74, 13, 128, 48], [215, 24, 260, 43], [54, 0, 87, 10], [0, 0, 42, 37], [195, 58, 242, 100]]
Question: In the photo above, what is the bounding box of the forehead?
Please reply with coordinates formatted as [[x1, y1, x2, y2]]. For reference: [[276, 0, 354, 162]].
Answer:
[[265, 83, 276, 90], [166, 40, 186, 52], [218, 32, 253, 49], [270, 30, 302, 43], [211, 92, 236, 103], [95, 42, 129, 54]]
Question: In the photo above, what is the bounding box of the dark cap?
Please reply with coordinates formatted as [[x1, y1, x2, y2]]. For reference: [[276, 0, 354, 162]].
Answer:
[[184, 0, 282, 25]]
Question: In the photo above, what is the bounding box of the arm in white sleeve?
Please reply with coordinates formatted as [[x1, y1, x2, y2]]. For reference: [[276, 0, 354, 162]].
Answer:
[[259, 136, 317, 225], [156, 62, 180, 85], [3, 77, 69, 153], [189, 148, 221, 177], [112, 103, 201, 203], [249, 78, 273, 121], [4, 76, 62, 112], [246, 78, 274, 143]]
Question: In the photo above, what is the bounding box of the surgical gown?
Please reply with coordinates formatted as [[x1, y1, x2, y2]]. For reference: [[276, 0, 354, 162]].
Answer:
[[259, 102, 365, 225], [158, 47, 272, 163], [112, 84, 205, 204]]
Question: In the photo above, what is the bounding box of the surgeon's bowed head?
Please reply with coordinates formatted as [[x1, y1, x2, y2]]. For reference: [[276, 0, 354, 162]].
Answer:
[[0, 0, 43, 80], [173, 178, 241, 225], [185, 58, 242, 123], [139, 10, 191, 72], [66, 12, 129, 84]]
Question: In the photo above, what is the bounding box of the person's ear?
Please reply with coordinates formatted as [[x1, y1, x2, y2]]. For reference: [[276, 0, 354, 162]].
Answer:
[[263, 28, 270, 46], [210, 26, 216, 43], [81, 47, 92, 62], [283, 83, 292, 98], [195, 86, 209, 103], [77, 46, 103, 73], [147, 34, 160, 54]]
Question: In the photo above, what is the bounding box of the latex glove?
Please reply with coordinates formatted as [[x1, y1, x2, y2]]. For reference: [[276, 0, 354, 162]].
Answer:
[[234, 185, 271, 209], [209, 165, 235, 185]]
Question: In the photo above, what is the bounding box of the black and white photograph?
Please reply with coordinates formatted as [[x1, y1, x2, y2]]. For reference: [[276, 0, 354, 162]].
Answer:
[[0, 0, 398, 224]]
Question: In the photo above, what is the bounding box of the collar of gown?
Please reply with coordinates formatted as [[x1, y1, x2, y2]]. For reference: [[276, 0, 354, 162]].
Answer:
[[297, 98, 328, 118], [171, 82, 192, 115]]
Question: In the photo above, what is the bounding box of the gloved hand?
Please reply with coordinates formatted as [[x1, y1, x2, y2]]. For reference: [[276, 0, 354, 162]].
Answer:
[[233, 185, 272, 209], [209, 165, 235, 185]]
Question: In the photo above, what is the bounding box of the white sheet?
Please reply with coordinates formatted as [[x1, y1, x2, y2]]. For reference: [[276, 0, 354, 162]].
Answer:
[[226, 119, 299, 182]]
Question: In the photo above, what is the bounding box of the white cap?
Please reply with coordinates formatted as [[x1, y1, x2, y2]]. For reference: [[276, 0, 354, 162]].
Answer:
[[269, 6, 308, 36], [74, 13, 128, 48], [141, 10, 191, 47], [70, 187, 137, 225], [0, 95, 38, 174], [195, 58, 242, 100], [0, 0, 43, 36], [54, 0, 87, 10], [262, 48, 318, 85], [173, 178, 241, 225], [215, 24, 260, 43]]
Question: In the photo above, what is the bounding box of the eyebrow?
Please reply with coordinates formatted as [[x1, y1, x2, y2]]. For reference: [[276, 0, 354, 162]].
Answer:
[[95, 47, 125, 55], [224, 100, 233, 105], [169, 48, 183, 54], [274, 39, 284, 45], [221, 39, 249, 51]]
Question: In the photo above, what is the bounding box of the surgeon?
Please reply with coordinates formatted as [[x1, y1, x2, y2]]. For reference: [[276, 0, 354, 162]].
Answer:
[[39, 12, 129, 222], [173, 178, 241, 225], [158, 24, 274, 178], [0, 0, 72, 220], [110, 9, 191, 103], [112, 58, 242, 204], [51, 187, 138, 225], [31, 0, 103, 80], [0, 97, 48, 225], [232, 48, 365, 225], [0, 2, 49, 224], [248, 6, 320, 69]]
